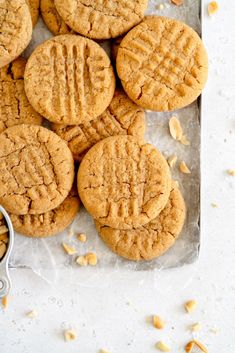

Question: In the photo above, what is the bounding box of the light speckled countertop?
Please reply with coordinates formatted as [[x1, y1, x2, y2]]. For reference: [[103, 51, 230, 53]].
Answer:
[[1, 1, 235, 352]]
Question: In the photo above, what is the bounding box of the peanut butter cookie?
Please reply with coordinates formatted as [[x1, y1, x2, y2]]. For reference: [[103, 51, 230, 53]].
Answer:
[[40, 0, 72, 35], [0, 0, 32, 68], [24, 34, 115, 125], [78, 136, 171, 230], [0, 57, 42, 134], [116, 16, 208, 111], [10, 188, 79, 237], [96, 187, 186, 261], [0, 124, 74, 215], [52, 89, 145, 161], [54, 0, 148, 40], [27, 0, 40, 27]]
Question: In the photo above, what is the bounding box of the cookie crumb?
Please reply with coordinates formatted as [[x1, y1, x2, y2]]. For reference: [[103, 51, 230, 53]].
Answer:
[[156, 341, 170, 352], [185, 340, 208, 353], [153, 315, 165, 329], [208, 1, 219, 15], [169, 116, 183, 141], [27, 310, 38, 318], [167, 155, 177, 168], [77, 233, 87, 242], [64, 329, 77, 341], [76, 255, 88, 266], [184, 300, 197, 313], [211, 203, 218, 208], [227, 169, 235, 176], [171, 0, 183, 5], [62, 242, 77, 255], [189, 322, 201, 332], [86, 252, 98, 266], [2, 296, 8, 309], [179, 161, 191, 174], [180, 135, 190, 146]]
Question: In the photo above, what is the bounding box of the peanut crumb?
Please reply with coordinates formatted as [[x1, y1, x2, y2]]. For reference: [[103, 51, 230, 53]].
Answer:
[[189, 322, 201, 332], [180, 135, 190, 146], [184, 300, 197, 313], [27, 310, 38, 318], [64, 329, 77, 342], [208, 1, 219, 15], [171, 0, 183, 5], [227, 169, 235, 176], [185, 340, 208, 353], [153, 315, 165, 329], [167, 155, 177, 168], [179, 161, 191, 174], [62, 242, 77, 255], [2, 296, 8, 309], [76, 255, 88, 266], [156, 341, 170, 352], [169, 116, 183, 141], [85, 252, 97, 266], [211, 203, 218, 208], [157, 4, 165, 10], [77, 233, 87, 242]]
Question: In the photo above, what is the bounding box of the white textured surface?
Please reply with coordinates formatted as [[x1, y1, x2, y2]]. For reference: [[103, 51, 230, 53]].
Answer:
[[1, 0, 235, 352]]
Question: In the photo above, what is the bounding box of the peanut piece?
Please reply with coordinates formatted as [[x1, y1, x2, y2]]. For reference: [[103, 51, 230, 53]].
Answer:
[[208, 1, 219, 15], [227, 169, 235, 176], [77, 233, 87, 242], [76, 255, 88, 266], [62, 242, 77, 255], [156, 341, 170, 352], [185, 340, 208, 353], [27, 310, 38, 318], [85, 252, 97, 266], [2, 296, 8, 309], [169, 116, 183, 141], [64, 329, 77, 341], [189, 322, 201, 332], [184, 300, 197, 313], [211, 203, 218, 208], [153, 315, 165, 329], [0, 225, 8, 235], [180, 135, 190, 146], [167, 155, 177, 168], [179, 161, 191, 174]]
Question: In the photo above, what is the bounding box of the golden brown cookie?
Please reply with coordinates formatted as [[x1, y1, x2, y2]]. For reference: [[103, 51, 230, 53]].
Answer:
[[27, 0, 40, 27], [0, 211, 9, 260], [78, 136, 171, 230], [96, 187, 186, 261], [0, 57, 43, 134], [24, 34, 115, 125], [54, 0, 148, 40], [52, 89, 146, 161], [0, 124, 74, 215], [116, 16, 208, 111], [0, 0, 32, 68], [10, 188, 80, 237], [40, 0, 72, 35]]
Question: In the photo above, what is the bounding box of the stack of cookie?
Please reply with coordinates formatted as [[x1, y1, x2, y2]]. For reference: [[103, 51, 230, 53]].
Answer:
[[0, 0, 208, 260]]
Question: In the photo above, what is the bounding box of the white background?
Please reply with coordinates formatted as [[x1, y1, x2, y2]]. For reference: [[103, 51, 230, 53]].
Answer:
[[1, 0, 235, 352]]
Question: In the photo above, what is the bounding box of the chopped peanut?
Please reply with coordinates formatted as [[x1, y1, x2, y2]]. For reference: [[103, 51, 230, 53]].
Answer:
[[153, 315, 165, 329], [180, 135, 190, 146], [77, 233, 87, 242], [0, 225, 8, 235], [169, 116, 183, 141], [208, 1, 219, 15], [2, 296, 8, 309], [27, 310, 38, 318], [62, 242, 77, 255], [211, 203, 218, 208], [184, 300, 197, 313], [76, 255, 88, 266], [156, 341, 171, 352], [185, 340, 208, 353], [189, 322, 201, 332], [171, 0, 183, 5], [227, 169, 235, 176], [167, 155, 177, 168], [64, 329, 77, 342], [85, 252, 97, 266], [179, 161, 191, 174]]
